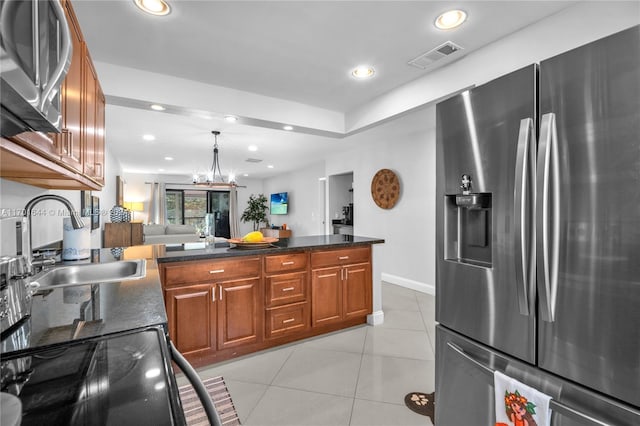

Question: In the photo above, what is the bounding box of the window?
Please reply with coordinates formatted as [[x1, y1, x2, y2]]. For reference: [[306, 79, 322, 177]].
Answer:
[[166, 190, 183, 224], [164, 189, 230, 238]]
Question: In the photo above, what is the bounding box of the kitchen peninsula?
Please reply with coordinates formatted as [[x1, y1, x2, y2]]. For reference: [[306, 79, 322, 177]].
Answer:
[[157, 235, 384, 366]]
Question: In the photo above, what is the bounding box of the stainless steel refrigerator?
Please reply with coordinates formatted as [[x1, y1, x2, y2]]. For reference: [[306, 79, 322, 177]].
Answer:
[[435, 25, 640, 425]]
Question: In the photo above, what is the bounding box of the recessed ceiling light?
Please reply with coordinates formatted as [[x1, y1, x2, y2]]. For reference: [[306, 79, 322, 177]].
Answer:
[[267, 165, 274, 169], [164, 156, 173, 161], [150, 104, 165, 111], [248, 145, 258, 152], [158, 168, 165, 172], [283, 125, 293, 131], [224, 115, 238, 122], [435, 9, 467, 30], [243, 173, 249, 177], [351, 66, 375, 79], [143, 134, 156, 141], [134, 0, 171, 16]]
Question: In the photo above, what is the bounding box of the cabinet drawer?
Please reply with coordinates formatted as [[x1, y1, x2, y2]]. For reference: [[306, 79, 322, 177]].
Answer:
[[266, 271, 307, 307], [264, 252, 307, 273], [162, 257, 261, 287], [311, 246, 370, 268], [266, 302, 309, 338]]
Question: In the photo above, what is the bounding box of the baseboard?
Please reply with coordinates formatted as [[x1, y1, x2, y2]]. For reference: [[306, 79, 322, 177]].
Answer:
[[367, 310, 384, 326], [381, 273, 435, 295]]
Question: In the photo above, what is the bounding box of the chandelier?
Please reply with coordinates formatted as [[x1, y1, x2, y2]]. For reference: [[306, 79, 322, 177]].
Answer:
[[192, 131, 236, 187]]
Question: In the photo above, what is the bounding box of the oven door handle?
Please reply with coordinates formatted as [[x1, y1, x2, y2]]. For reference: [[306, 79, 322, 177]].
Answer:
[[169, 340, 222, 426]]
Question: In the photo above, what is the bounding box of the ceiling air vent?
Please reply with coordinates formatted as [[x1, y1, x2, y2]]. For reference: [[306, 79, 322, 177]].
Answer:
[[408, 41, 463, 70], [245, 158, 262, 163]]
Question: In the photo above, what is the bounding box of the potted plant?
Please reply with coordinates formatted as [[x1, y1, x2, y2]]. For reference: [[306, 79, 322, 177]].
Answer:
[[241, 193, 269, 231]]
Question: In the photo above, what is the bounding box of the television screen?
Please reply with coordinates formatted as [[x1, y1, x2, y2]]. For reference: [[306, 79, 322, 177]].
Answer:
[[270, 192, 288, 215]]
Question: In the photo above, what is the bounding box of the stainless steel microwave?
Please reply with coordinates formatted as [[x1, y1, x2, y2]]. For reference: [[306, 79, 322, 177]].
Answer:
[[0, 0, 72, 137]]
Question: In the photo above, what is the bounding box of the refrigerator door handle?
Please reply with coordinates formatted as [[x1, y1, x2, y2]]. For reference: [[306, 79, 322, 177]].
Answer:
[[446, 341, 614, 426], [536, 113, 560, 322], [514, 118, 535, 316]]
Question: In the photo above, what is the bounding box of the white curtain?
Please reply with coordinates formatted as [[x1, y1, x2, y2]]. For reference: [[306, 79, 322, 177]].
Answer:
[[229, 187, 241, 238], [147, 182, 167, 224]]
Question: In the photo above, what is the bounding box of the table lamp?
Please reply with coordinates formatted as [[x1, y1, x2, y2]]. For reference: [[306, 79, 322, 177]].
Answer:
[[123, 201, 144, 222]]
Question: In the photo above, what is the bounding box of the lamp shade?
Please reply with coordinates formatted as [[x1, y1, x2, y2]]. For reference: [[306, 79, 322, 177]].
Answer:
[[123, 201, 144, 212]]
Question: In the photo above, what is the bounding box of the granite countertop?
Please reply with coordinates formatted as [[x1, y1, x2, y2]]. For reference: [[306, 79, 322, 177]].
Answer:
[[6, 248, 167, 356], [6, 234, 384, 355], [155, 234, 385, 263]]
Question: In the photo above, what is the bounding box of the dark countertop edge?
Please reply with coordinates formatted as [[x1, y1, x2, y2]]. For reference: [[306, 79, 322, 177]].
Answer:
[[155, 235, 385, 263]]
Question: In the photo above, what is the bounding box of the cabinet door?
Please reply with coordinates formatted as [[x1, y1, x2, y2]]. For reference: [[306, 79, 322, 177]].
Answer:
[[311, 266, 342, 327], [57, 0, 83, 172], [92, 82, 105, 184], [343, 263, 372, 320], [83, 53, 98, 179], [165, 285, 215, 356], [217, 278, 260, 350]]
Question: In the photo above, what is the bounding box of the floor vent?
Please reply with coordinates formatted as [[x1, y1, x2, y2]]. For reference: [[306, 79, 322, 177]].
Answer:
[[245, 158, 262, 163], [408, 41, 463, 70]]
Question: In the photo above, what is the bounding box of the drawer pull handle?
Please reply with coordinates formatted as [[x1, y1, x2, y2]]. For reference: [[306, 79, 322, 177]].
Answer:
[[338, 256, 349, 260], [281, 261, 295, 266], [282, 318, 295, 324], [209, 269, 225, 274], [282, 287, 295, 292]]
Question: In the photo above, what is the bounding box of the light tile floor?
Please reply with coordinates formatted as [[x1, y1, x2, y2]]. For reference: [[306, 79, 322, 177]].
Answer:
[[178, 282, 436, 426]]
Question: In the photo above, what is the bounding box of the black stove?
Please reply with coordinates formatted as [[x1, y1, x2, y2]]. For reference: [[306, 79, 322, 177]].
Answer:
[[0, 250, 185, 425], [1, 324, 184, 426]]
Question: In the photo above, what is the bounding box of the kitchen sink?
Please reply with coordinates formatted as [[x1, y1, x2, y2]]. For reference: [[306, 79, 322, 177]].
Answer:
[[29, 259, 146, 289]]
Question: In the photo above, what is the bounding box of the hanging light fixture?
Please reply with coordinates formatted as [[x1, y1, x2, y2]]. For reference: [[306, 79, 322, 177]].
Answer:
[[192, 131, 236, 187]]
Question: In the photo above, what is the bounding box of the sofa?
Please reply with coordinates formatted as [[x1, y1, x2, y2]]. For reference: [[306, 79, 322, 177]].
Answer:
[[142, 224, 201, 245]]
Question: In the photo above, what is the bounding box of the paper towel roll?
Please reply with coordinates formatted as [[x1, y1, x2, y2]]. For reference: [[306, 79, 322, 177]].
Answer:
[[62, 217, 90, 260]]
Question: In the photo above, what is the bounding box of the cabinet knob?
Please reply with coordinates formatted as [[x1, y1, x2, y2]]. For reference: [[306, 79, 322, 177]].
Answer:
[[282, 318, 295, 324], [281, 287, 295, 292], [338, 256, 349, 260], [209, 269, 224, 274], [281, 261, 295, 266]]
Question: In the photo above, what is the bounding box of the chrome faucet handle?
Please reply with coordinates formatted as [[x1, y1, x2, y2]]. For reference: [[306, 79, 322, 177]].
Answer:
[[31, 258, 56, 274]]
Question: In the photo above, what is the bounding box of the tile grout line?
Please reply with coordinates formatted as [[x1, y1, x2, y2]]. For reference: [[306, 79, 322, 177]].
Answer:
[[348, 351, 365, 425], [242, 346, 299, 424]]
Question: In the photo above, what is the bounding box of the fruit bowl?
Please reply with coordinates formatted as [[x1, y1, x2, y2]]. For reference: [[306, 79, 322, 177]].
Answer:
[[227, 237, 279, 249]]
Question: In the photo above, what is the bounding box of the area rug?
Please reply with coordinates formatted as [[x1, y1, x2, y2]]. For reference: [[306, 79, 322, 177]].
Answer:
[[179, 376, 241, 425], [404, 391, 435, 423]]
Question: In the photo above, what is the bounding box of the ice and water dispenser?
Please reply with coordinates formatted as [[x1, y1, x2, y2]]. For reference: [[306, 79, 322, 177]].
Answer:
[[444, 174, 492, 267]]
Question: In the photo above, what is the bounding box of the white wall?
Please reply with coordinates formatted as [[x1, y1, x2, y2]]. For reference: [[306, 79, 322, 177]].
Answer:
[[261, 161, 325, 237], [327, 106, 437, 299], [0, 147, 122, 255]]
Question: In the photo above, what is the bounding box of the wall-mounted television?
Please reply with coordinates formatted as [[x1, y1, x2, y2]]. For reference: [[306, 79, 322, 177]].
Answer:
[[270, 192, 288, 215]]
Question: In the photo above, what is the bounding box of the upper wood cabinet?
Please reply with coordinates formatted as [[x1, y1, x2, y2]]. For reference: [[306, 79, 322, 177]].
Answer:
[[57, 0, 84, 173], [0, 0, 105, 190]]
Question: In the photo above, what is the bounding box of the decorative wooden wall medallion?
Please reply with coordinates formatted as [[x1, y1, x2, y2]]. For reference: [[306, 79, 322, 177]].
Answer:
[[371, 169, 400, 209]]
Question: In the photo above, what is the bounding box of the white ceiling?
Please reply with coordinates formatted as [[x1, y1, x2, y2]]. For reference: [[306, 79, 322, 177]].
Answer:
[[72, 0, 575, 180]]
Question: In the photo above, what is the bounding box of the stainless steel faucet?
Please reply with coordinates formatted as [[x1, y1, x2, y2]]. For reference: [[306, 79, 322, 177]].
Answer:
[[23, 194, 85, 275]]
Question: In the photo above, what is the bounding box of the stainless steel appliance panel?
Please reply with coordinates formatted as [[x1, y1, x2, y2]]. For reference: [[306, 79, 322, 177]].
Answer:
[[0, 0, 72, 136], [436, 65, 537, 363], [436, 326, 640, 426], [537, 25, 640, 407]]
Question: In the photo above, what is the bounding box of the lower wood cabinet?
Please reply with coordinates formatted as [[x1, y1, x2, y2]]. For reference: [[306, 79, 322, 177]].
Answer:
[[165, 284, 216, 356], [103, 222, 143, 247], [161, 245, 373, 366], [310, 262, 372, 327], [217, 278, 260, 350], [165, 278, 260, 356]]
